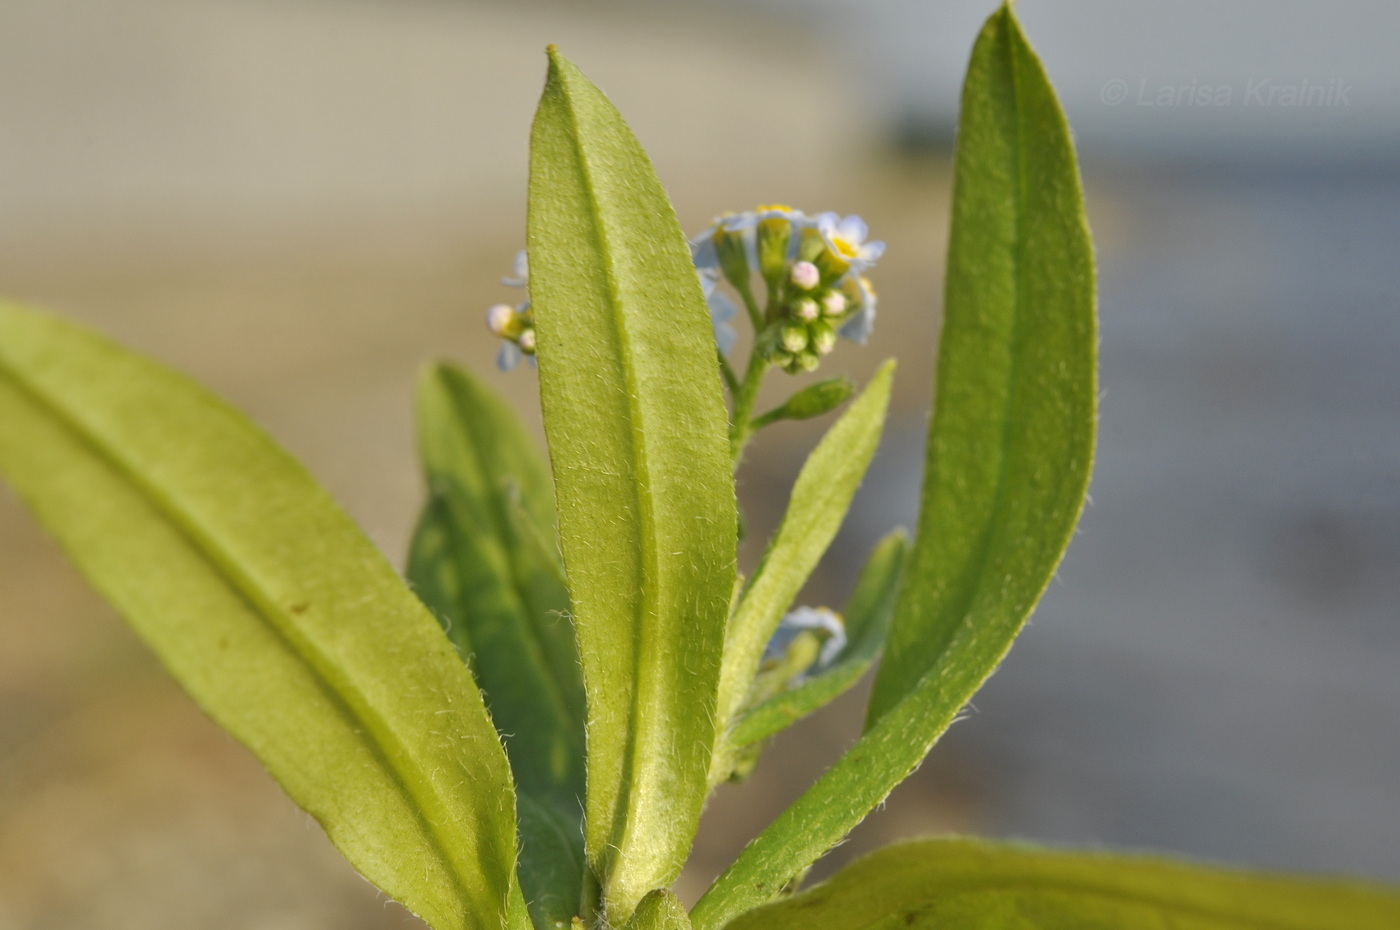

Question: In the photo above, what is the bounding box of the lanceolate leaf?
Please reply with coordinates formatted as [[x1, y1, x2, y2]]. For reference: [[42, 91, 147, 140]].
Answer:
[[712, 361, 894, 782], [729, 529, 907, 749], [407, 362, 586, 929], [408, 363, 583, 799], [0, 302, 517, 930], [527, 48, 738, 925], [724, 838, 1400, 930], [865, 0, 1096, 725], [692, 6, 1095, 927]]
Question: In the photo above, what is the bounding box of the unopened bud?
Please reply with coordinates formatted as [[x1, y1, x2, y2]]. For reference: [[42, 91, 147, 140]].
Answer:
[[487, 303, 520, 337], [518, 328, 537, 354], [793, 298, 819, 322], [796, 351, 821, 373], [796, 227, 826, 263], [821, 291, 848, 317], [757, 210, 795, 288], [811, 321, 837, 355], [781, 325, 809, 353], [790, 260, 820, 291], [714, 225, 752, 294]]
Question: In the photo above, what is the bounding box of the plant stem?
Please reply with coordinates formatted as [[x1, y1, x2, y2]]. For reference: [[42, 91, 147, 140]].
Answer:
[[736, 279, 764, 331], [729, 349, 768, 464]]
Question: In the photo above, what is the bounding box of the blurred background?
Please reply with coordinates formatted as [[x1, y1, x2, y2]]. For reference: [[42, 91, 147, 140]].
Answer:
[[2, 0, 1397, 926]]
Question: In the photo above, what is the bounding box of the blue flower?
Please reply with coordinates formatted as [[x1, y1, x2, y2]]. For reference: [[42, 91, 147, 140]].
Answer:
[[496, 340, 523, 372], [487, 254, 535, 371], [815, 212, 885, 271], [837, 275, 877, 345], [690, 204, 881, 364], [489, 300, 536, 371], [700, 270, 738, 355], [762, 606, 847, 675], [691, 211, 758, 289], [501, 249, 528, 288]]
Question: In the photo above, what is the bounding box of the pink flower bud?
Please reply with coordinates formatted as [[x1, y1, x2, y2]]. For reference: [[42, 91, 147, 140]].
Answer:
[[790, 260, 820, 290]]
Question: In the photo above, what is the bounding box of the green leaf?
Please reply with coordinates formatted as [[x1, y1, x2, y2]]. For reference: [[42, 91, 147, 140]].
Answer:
[[406, 362, 586, 929], [712, 361, 894, 782], [0, 301, 517, 930], [527, 47, 738, 925], [691, 6, 1095, 927], [624, 890, 692, 930], [751, 376, 857, 427], [723, 838, 1400, 930], [728, 529, 907, 749], [515, 796, 589, 930], [865, 0, 1096, 725]]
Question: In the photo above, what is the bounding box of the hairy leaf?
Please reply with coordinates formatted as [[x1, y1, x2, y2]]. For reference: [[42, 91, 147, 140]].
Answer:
[[724, 838, 1400, 930], [527, 47, 738, 925], [692, 5, 1095, 926], [865, 0, 1096, 725], [712, 361, 894, 781], [407, 362, 586, 929], [752, 376, 857, 427], [624, 890, 692, 930], [0, 301, 517, 930]]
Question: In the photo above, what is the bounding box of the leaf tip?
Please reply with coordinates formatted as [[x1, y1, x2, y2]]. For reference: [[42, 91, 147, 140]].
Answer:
[[413, 361, 452, 415], [416, 358, 449, 385], [870, 358, 898, 395], [543, 44, 577, 86]]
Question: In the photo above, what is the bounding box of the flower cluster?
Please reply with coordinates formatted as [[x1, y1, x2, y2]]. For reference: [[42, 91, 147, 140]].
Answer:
[[484, 248, 737, 371], [484, 207, 882, 376], [486, 251, 536, 371], [692, 205, 882, 373]]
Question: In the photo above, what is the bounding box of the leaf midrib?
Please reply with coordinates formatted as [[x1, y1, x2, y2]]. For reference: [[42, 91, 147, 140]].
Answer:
[[436, 485, 578, 742], [908, 11, 1032, 686], [553, 79, 660, 870], [0, 353, 479, 913], [440, 382, 580, 738]]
